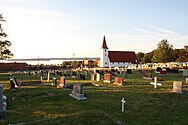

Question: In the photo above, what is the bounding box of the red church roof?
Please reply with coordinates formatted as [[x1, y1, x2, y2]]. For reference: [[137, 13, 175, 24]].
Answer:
[[101, 36, 108, 49], [108, 51, 137, 64]]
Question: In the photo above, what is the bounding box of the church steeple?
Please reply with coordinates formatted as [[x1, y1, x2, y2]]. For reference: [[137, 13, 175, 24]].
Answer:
[[101, 35, 108, 49], [100, 35, 109, 68]]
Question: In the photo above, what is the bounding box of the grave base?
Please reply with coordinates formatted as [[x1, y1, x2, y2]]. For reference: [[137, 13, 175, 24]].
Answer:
[[113, 83, 123, 86], [143, 77, 152, 80], [69, 94, 87, 100], [103, 80, 111, 83]]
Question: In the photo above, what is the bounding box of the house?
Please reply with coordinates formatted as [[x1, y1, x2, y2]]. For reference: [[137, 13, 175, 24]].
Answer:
[[100, 36, 137, 68]]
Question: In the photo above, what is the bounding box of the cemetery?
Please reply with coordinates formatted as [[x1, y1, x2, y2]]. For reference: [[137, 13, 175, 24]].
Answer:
[[0, 68, 187, 125]]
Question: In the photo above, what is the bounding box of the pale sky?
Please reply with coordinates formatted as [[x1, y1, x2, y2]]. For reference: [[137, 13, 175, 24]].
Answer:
[[0, 0, 188, 59]]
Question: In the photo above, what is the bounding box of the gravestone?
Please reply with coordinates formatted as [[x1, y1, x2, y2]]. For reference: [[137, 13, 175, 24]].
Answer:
[[47, 71, 50, 82], [122, 68, 127, 78], [79, 74, 85, 80], [186, 78, 188, 83], [183, 70, 188, 77], [9, 74, 20, 91], [150, 77, 162, 89], [156, 67, 162, 73], [114, 77, 124, 86], [159, 70, 167, 76], [51, 77, 57, 86], [103, 73, 112, 83], [72, 72, 77, 78], [69, 83, 87, 100], [57, 77, 66, 88], [143, 73, 152, 80], [0, 84, 7, 118], [96, 73, 100, 82], [119, 69, 122, 74], [121, 98, 126, 112], [173, 81, 183, 94], [156, 76, 162, 81], [91, 74, 95, 81], [172, 68, 179, 73], [127, 69, 132, 74]]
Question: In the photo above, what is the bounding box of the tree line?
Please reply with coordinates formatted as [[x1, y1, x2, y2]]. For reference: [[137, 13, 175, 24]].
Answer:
[[136, 39, 188, 63]]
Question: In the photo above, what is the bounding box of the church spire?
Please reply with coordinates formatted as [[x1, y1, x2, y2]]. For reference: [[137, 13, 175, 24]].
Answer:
[[101, 35, 108, 49]]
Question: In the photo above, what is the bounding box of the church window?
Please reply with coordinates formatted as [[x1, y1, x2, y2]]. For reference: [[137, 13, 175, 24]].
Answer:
[[105, 54, 106, 56], [105, 49, 107, 52]]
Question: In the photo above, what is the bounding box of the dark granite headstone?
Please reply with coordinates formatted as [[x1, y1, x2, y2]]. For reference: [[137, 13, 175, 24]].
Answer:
[[127, 69, 132, 74], [9, 74, 20, 91]]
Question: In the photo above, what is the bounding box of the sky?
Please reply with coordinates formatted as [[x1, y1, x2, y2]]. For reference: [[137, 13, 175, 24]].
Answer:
[[0, 0, 188, 59]]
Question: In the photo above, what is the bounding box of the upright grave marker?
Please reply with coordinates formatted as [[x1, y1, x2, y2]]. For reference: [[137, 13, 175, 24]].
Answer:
[[143, 73, 152, 80], [96, 73, 100, 82], [57, 77, 66, 88], [47, 71, 50, 82], [150, 77, 162, 89], [69, 83, 87, 100], [121, 98, 126, 112], [9, 74, 20, 91], [186, 78, 188, 84], [183, 70, 188, 77], [114, 77, 124, 86], [103, 73, 112, 83], [0, 84, 7, 118], [173, 81, 183, 94], [159, 70, 167, 76], [51, 77, 57, 86]]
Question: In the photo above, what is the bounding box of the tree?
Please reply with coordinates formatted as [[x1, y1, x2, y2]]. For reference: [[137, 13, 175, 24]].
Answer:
[[152, 39, 175, 63], [174, 45, 188, 62], [136, 52, 144, 63], [142, 51, 153, 63], [0, 14, 13, 59]]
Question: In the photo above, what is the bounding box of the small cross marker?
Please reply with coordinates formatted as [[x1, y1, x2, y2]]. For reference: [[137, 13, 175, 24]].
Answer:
[[121, 98, 126, 112], [150, 77, 162, 89]]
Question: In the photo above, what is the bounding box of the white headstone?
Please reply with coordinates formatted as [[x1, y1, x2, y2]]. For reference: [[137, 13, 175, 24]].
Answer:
[[47, 71, 50, 82], [150, 77, 162, 89], [173, 81, 183, 94], [96, 73, 100, 82], [186, 78, 188, 84]]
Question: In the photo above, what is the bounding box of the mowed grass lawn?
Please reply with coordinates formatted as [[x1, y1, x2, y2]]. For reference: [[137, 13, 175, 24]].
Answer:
[[0, 71, 188, 125]]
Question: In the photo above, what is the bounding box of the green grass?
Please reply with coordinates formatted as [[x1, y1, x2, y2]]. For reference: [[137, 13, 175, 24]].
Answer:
[[0, 71, 188, 125]]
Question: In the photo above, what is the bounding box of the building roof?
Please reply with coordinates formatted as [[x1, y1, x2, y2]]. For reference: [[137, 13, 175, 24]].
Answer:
[[108, 51, 137, 63], [101, 36, 108, 49]]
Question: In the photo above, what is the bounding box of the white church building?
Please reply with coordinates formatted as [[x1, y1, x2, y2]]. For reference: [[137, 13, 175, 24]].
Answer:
[[100, 36, 138, 68]]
